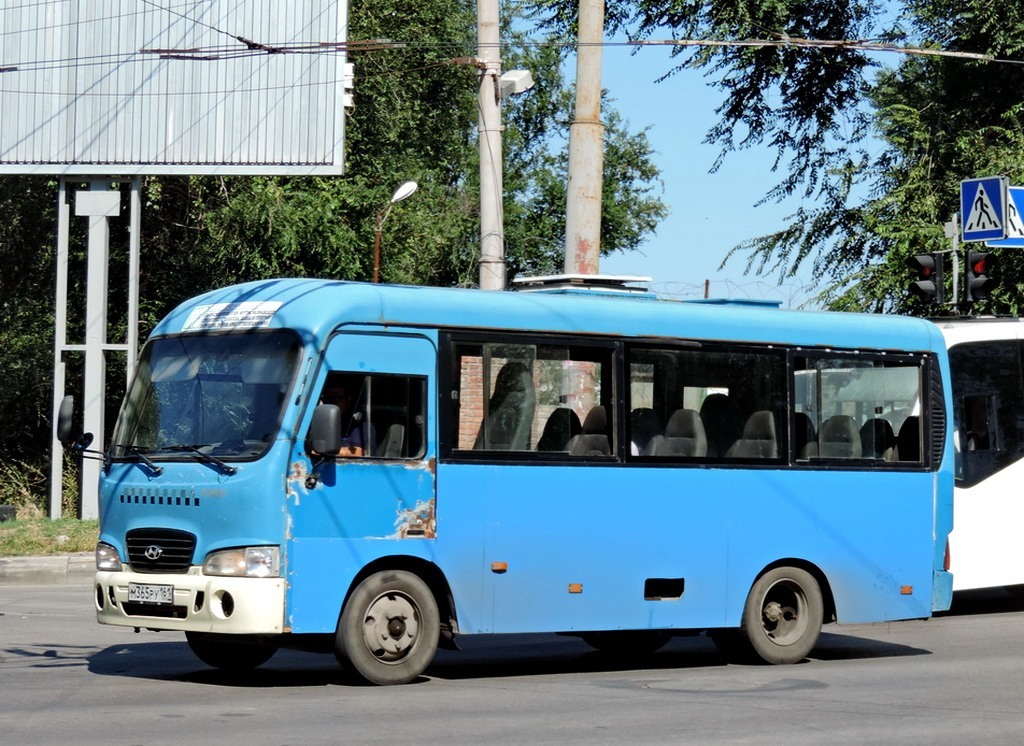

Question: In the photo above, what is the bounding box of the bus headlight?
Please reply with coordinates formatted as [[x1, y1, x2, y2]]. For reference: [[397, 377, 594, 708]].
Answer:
[[95, 542, 123, 571], [203, 546, 280, 578]]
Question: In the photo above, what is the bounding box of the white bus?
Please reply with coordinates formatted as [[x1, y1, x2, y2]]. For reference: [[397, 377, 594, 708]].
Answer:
[[937, 318, 1024, 592]]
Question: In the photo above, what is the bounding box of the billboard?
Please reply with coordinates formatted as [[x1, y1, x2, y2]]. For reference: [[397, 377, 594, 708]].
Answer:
[[1, 1, 349, 175]]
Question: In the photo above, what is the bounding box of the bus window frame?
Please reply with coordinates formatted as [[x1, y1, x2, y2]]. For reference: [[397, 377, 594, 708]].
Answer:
[[439, 330, 941, 472], [439, 331, 621, 463], [791, 349, 935, 471], [623, 340, 789, 467]]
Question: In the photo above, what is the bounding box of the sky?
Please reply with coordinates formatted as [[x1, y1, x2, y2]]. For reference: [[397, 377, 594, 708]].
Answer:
[[584, 43, 820, 308]]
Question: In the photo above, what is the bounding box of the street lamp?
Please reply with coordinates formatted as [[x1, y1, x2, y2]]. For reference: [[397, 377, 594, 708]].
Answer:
[[374, 180, 418, 283]]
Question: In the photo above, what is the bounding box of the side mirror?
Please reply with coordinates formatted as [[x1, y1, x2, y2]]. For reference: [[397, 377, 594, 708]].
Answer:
[[57, 395, 96, 454], [308, 404, 342, 456], [56, 395, 77, 444]]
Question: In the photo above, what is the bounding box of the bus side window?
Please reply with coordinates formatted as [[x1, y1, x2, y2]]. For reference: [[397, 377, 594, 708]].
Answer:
[[313, 373, 426, 459]]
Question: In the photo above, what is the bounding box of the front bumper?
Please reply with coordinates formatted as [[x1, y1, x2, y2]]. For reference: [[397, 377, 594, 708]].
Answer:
[[95, 567, 286, 634]]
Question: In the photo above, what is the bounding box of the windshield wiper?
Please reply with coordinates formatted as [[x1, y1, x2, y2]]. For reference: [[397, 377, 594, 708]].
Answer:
[[119, 445, 164, 476], [165, 444, 237, 475]]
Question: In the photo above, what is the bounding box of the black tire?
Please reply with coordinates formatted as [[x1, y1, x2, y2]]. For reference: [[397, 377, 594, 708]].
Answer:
[[740, 566, 823, 664], [185, 632, 278, 671], [335, 570, 440, 685], [581, 630, 672, 655]]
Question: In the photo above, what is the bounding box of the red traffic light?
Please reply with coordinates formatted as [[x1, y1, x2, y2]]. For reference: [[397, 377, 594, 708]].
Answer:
[[907, 253, 945, 304], [908, 255, 937, 278], [969, 251, 996, 275], [966, 250, 998, 303]]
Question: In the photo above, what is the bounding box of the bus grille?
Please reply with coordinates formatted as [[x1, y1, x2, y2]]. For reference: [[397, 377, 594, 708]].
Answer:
[[126, 528, 196, 574], [929, 360, 947, 464]]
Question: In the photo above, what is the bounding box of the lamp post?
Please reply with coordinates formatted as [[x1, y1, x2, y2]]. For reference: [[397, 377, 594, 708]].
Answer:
[[374, 180, 418, 283]]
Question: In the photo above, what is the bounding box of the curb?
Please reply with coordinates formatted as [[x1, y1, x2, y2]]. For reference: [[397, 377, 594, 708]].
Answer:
[[0, 553, 94, 585]]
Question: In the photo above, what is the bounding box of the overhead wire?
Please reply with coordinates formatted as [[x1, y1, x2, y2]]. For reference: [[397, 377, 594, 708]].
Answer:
[[3, 23, 1024, 82]]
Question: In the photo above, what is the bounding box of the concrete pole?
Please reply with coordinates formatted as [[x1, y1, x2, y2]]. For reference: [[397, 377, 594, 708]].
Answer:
[[563, 0, 606, 276], [478, 0, 506, 290], [49, 180, 71, 518], [76, 181, 121, 520], [127, 178, 142, 379]]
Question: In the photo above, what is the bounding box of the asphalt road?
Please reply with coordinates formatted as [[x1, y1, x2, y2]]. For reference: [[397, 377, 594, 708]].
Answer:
[[2, 584, 1023, 744]]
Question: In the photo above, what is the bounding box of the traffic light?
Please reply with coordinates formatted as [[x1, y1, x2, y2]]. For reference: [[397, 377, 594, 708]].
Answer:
[[908, 253, 945, 304], [966, 250, 998, 302]]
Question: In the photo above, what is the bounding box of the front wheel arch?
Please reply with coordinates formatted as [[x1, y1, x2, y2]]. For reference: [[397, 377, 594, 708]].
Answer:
[[342, 556, 457, 646]]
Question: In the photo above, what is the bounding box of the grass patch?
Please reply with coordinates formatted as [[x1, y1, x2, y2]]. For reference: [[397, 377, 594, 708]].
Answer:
[[0, 455, 96, 555], [0, 517, 99, 557]]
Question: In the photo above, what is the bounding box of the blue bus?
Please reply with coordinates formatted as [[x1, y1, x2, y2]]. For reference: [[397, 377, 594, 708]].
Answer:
[[69, 277, 954, 685]]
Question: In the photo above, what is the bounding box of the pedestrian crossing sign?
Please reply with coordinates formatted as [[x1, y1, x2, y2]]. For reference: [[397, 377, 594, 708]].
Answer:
[[986, 186, 1024, 248], [961, 176, 1008, 242]]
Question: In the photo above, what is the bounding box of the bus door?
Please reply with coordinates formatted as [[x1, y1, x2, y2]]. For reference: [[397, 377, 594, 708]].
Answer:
[[287, 331, 437, 632]]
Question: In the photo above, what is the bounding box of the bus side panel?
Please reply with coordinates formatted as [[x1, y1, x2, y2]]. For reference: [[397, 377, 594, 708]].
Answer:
[[724, 470, 939, 625], [437, 465, 938, 635], [440, 464, 733, 634]]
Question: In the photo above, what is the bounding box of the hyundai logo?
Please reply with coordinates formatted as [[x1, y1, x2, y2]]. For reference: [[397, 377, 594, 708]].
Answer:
[[144, 545, 164, 561]]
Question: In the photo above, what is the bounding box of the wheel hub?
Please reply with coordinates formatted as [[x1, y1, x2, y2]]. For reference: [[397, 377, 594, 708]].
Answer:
[[764, 601, 784, 624], [361, 591, 420, 663], [387, 616, 407, 639], [761, 584, 804, 643]]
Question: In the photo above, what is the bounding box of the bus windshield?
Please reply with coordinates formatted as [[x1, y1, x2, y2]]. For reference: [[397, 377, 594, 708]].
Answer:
[[110, 330, 300, 460]]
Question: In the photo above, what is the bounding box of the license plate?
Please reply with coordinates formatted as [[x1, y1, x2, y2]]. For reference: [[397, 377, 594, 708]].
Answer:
[[128, 582, 174, 605]]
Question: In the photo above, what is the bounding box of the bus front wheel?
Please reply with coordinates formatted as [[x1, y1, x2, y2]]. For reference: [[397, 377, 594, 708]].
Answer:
[[335, 570, 440, 685], [741, 566, 823, 664]]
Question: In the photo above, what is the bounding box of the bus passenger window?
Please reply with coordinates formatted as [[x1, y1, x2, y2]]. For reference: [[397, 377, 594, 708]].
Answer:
[[450, 340, 613, 457], [795, 355, 923, 464], [625, 345, 783, 462]]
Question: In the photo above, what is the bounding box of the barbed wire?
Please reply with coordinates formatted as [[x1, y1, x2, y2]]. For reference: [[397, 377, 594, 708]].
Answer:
[[652, 278, 819, 309]]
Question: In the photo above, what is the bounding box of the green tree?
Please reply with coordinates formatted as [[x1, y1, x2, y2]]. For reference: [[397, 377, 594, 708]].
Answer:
[[537, 0, 1024, 312]]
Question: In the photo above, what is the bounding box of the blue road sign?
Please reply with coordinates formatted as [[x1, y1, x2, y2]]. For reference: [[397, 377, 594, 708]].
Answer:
[[962, 176, 1008, 242], [987, 186, 1024, 248]]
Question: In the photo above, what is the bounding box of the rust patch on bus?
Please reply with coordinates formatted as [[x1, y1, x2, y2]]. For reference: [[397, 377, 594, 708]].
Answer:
[[393, 498, 436, 539], [286, 461, 311, 505]]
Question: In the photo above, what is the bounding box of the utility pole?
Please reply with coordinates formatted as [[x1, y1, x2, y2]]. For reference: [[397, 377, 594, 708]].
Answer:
[[477, 0, 505, 290], [563, 0, 605, 275]]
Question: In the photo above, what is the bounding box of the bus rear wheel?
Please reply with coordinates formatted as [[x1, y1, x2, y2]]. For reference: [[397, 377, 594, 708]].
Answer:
[[335, 570, 440, 685], [740, 566, 823, 664], [185, 632, 278, 671]]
